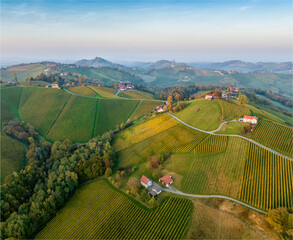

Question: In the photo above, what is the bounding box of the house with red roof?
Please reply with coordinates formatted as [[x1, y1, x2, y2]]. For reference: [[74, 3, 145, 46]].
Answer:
[[140, 175, 152, 188], [156, 105, 164, 112], [159, 175, 173, 186], [240, 115, 258, 124], [140, 175, 162, 197]]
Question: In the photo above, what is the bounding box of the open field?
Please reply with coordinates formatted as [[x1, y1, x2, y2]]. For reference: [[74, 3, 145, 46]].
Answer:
[[89, 86, 119, 98], [118, 90, 154, 99], [47, 95, 97, 142], [188, 200, 264, 239], [217, 121, 247, 134], [239, 142, 293, 210], [251, 120, 293, 156], [129, 100, 164, 121], [1, 135, 26, 183], [173, 99, 222, 131], [36, 180, 192, 240], [68, 86, 97, 96], [19, 87, 71, 135], [94, 98, 139, 136]]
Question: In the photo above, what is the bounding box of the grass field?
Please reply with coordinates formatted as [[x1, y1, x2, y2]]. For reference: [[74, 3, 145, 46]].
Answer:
[[164, 137, 248, 198], [36, 180, 192, 240], [128, 100, 163, 121], [89, 86, 119, 98], [188, 200, 264, 239], [239, 142, 293, 210], [47, 95, 97, 142], [68, 86, 97, 96], [118, 90, 154, 99], [1, 135, 26, 183], [217, 121, 247, 134], [19, 87, 71, 135], [173, 99, 222, 131], [251, 120, 293, 156], [94, 98, 139, 136]]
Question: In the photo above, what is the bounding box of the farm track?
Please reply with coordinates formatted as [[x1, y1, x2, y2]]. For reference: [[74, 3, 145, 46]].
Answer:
[[167, 112, 293, 161]]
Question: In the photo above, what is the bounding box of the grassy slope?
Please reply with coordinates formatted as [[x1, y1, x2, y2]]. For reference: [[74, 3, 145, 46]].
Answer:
[[36, 179, 192, 240], [68, 86, 97, 96], [129, 100, 164, 121], [19, 87, 70, 135], [173, 99, 222, 131], [0, 64, 46, 82], [1, 98, 17, 122], [89, 86, 118, 98], [47, 95, 97, 142], [0, 87, 23, 109], [118, 90, 154, 99], [1, 134, 26, 183], [95, 98, 139, 135], [217, 121, 247, 134]]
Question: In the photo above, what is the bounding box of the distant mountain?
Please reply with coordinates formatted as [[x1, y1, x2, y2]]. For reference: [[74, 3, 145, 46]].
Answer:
[[127, 60, 189, 69], [188, 60, 293, 73], [74, 57, 118, 68]]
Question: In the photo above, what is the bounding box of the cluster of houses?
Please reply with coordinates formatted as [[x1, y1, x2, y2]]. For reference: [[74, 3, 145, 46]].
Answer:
[[45, 83, 60, 89], [239, 115, 258, 124], [140, 175, 173, 198], [156, 105, 165, 112], [205, 86, 239, 100], [118, 83, 134, 91]]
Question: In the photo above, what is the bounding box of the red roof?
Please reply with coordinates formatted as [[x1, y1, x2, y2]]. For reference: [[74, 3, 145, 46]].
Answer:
[[159, 175, 173, 185], [140, 175, 150, 185], [243, 115, 258, 120]]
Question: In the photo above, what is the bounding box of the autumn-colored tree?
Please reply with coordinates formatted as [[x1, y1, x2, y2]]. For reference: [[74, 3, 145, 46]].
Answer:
[[127, 177, 140, 196], [27, 73, 31, 85], [266, 208, 289, 235], [175, 93, 181, 102], [114, 82, 118, 89], [167, 95, 173, 106], [146, 156, 160, 170], [105, 168, 113, 177], [120, 123, 125, 130], [79, 76, 82, 85], [237, 93, 248, 105], [213, 89, 222, 98], [163, 105, 168, 112], [14, 73, 17, 82]]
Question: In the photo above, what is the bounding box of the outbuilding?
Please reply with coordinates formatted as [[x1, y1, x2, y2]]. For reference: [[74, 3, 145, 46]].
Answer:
[[159, 175, 173, 187]]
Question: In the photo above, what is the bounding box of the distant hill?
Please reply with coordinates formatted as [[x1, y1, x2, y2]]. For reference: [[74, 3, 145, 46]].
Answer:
[[74, 57, 118, 68]]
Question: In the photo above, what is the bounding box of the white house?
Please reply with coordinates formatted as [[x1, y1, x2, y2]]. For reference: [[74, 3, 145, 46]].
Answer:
[[156, 105, 164, 112], [240, 115, 258, 124], [52, 84, 60, 89], [159, 175, 173, 187], [205, 95, 213, 100], [140, 175, 152, 188]]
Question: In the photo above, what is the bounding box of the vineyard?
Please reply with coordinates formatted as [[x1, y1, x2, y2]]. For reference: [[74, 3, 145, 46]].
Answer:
[[89, 86, 119, 98], [68, 86, 97, 96], [118, 90, 154, 99], [252, 120, 293, 156], [218, 100, 250, 120], [117, 123, 207, 167], [195, 135, 228, 154], [36, 180, 192, 240], [166, 138, 248, 198], [113, 114, 178, 152], [128, 100, 164, 121], [239, 142, 293, 210]]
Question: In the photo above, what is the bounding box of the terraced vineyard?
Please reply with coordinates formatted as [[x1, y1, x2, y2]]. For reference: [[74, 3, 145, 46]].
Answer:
[[36, 180, 192, 240], [252, 120, 293, 156], [218, 100, 250, 120], [239, 142, 293, 210], [117, 123, 207, 167], [195, 135, 228, 154]]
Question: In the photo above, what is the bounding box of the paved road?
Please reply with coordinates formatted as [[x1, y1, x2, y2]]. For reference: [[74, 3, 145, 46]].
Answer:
[[167, 112, 293, 161], [115, 90, 120, 96], [210, 119, 237, 133], [162, 186, 266, 214]]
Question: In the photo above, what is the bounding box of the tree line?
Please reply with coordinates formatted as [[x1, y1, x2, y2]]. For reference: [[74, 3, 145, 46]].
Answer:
[[1, 120, 116, 239]]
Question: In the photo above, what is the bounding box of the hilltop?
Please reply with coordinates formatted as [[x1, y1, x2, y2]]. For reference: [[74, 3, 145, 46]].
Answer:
[[74, 57, 118, 68]]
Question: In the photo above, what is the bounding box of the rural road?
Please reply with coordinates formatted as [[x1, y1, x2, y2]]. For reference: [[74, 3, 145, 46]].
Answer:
[[162, 186, 266, 214], [167, 112, 293, 161], [210, 119, 237, 133]]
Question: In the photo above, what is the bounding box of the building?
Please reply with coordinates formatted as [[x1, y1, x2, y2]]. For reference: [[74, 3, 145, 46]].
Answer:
[[126, 84, 134, 89], [159, 175, 173, 187], [156, 105, 164, 112], [222, 93, 228, 98], [240, 115, 258, 124], [118, 84, 126, 91], [52, 84, 60, 89], [140, 175, 162, 197], [205, 95, 213, 100]]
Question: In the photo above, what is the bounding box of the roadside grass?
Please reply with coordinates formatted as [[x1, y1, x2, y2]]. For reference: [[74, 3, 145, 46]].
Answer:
[[19, 87, 70, 135], [68, 86, 97, 96], [1, 134, 26, 183], [89, 86, 119, 98], [35, 179, 192, 240], [217, 121, 247, 135], [118, 90, 154, 99], [129, 100, 164, 121], [95, 98, 139, 136], [173, 99, 222, 131], [47, 95, 97, 142]]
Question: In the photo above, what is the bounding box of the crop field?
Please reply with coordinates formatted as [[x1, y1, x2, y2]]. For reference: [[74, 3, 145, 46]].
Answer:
[[165, 138, 248, 198], [239, 142, 293, 210], [36, 180, 192, 240], [47, 95, 97, 142], [0, 86, 23, 109], [252, 120, 293, 156], [118, 90, 154, 99], [113, 114, 178, 152], [94, 98, 139, 136], [173, 99, 221, 131], [1, 98, 17, 122], [218, 100, 250, 120], [117, 124, 207, 167], [129, 100, 164, 121], [89, 86, 119, 98], [195, 135, 228, 154], [68, 86, 97, 96], [1, 135, 26, 183], [19, 87, 71, 135]]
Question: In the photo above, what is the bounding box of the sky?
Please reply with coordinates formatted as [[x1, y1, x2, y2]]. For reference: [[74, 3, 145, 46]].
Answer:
[[1, 0, 292, 64]]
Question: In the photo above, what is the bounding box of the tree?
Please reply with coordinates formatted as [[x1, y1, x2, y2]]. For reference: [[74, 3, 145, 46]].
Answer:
[[27, 73, 31, 85], [79, 76, 83, 85], [163, 105, 167, 112], [175, 93, 181, 102], [148, 197, 155, 206], [146, 156, 160, 169], [237, 93, 248, 105], [213, 89, 222, 98], [266, 208, 289, 235], [167, 95, 173, 107], [120, 123, 125, 130], [14, 72, 17, 82], [105, 168, 113, 177], [114, 82, 118, 89], [127, 177, 140, 196]]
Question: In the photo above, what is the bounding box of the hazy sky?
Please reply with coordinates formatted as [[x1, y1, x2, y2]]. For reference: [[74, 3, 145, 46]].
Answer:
[[1, 0, 292, 63]]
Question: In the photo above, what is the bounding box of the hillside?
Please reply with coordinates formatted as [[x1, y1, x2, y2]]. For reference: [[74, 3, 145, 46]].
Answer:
[[74, 57, 117, 68]]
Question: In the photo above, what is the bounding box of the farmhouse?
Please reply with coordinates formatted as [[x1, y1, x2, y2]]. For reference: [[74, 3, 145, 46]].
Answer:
[[118, 84, 126, 91], [240, 115, 258, 124], [159, 175, 173, 187], [156, 105, 164, 112], [205, 95, 213, 100], [140, 175, 162, 197]]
